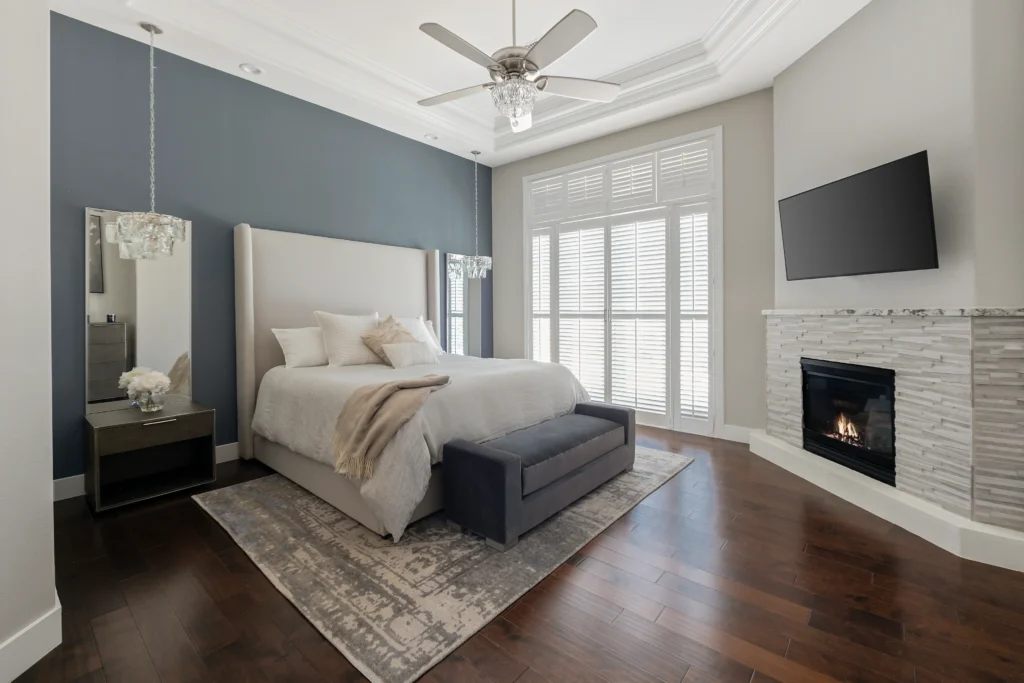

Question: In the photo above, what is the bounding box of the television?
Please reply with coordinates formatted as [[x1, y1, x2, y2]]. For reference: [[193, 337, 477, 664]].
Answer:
[[779, 151, 938, 281]]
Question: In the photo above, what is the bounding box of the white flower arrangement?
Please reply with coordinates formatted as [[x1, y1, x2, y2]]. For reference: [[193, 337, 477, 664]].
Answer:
[[118, 366, 153, 389], [119, 367, 171, 395]]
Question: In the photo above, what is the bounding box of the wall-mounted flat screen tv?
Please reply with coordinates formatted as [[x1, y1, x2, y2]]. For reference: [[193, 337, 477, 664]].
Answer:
[[779, 151, 938, 281]]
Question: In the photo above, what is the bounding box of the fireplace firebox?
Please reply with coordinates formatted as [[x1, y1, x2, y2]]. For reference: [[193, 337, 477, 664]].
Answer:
[[801, 358, 896, 486]]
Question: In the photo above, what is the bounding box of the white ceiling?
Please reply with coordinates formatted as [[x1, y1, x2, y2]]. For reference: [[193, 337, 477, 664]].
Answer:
[[51, 0, 871, 165]]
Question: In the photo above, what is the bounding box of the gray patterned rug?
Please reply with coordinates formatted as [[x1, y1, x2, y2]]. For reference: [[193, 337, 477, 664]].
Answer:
[[194, 446, 691, 683]]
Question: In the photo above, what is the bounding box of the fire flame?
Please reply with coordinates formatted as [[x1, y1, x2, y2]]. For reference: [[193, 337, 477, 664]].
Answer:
[[835, 413, 859, 441]]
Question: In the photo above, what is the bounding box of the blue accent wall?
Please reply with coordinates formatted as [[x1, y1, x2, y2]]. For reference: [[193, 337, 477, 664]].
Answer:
[[50, 13, 492, 480]]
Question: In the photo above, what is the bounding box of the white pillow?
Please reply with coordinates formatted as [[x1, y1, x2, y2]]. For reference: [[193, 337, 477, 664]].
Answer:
[[271, 327, 328, 368], [425, 320, 444, 354], [397, 316, 444, 354], [383, 342, 439, 368], [314, 311, 382, 366]]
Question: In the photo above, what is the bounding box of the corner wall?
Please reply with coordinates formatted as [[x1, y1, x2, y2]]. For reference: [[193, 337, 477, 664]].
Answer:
[[492, 90, 775, 431], [0, 0, 60, 679], [773, 0, 976, 309], [773, 0, 1024, 310]]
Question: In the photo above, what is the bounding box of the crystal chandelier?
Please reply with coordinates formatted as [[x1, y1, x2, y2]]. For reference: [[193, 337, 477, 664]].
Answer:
[[491, 75, 538, 131], [106, 23, 187, 260], [463, 151, 492, 279]]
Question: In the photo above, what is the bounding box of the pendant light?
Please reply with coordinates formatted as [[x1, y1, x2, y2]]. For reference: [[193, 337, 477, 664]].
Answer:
[[106, 23, 187, 260], [463, 151, 492, 279]]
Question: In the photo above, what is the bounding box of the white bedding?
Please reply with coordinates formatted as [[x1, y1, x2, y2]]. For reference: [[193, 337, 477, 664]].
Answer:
[[251, 355, 588, 539]]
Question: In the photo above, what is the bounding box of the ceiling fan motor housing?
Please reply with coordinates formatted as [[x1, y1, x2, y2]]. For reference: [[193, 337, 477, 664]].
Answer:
[[489, 46, 540, 83]]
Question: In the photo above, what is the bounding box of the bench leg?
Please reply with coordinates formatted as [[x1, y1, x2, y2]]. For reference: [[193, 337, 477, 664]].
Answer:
[[486, 535, 518, 552]]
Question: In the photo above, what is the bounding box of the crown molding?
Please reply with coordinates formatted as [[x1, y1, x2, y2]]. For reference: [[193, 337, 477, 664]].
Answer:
[[493, 0, 796, 147], [59, 0, 867, 163], [128, 0, 495, 142]]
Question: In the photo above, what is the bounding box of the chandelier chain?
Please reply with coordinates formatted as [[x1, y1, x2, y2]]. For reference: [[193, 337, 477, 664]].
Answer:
[[148, 27, 156, 214], [473, 151, 479, 257]]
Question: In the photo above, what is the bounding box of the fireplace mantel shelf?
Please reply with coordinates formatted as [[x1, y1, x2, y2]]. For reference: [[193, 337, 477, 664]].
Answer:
[[762, 307, 1024, 317]]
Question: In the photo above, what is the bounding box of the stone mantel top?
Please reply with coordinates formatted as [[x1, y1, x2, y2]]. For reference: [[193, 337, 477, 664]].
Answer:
[[762, 308, 1024, 317]]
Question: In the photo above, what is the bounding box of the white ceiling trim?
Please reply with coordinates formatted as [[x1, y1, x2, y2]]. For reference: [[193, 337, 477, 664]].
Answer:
[[53, 0, 870, 165], [492, 0, 795, 147], [130, 0, 496, 141]]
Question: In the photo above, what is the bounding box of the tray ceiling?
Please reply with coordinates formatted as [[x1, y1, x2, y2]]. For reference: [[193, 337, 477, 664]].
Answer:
[[52, 0, 870, 165]]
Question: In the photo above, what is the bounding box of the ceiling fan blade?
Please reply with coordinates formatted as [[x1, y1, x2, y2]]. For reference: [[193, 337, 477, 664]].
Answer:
[[420, 23, 499, 70], [524, 10, 597, 70], [538, 76, 620, 102], [417, 84, 491, 107]]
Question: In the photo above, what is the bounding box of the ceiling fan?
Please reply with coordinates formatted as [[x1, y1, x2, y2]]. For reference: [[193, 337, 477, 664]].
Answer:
[[417, 0, 621, 132]]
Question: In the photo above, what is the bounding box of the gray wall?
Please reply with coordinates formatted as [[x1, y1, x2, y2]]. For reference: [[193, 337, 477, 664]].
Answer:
[[51, 13, 492, 479], [773, 0, 977, 309], [491, 89, 775, 431]]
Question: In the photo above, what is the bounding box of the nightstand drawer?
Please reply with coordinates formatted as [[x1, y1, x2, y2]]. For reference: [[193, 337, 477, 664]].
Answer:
[[99, 411, 214, 456]]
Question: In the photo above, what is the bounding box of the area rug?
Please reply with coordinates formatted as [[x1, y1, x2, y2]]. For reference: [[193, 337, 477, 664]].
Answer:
[[194, 446, 691, 683]]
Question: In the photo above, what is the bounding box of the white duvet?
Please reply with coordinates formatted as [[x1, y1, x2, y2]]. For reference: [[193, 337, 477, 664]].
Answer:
[[251, 355, 588, 540]]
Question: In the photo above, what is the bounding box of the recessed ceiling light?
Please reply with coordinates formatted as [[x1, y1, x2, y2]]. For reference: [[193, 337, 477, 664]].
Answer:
[[423, 134, 439, 141], [239, 63, 264, 76]]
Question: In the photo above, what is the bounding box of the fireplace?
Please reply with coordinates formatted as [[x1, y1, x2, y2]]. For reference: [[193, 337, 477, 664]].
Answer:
[[801, 358, 896, 485]]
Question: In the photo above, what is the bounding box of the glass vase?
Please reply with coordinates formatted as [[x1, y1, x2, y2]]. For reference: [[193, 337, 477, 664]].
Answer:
[[134, 390, 165, 413]]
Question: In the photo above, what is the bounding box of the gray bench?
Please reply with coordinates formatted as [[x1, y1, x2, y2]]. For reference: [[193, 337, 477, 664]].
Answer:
[[443, 402, 636, 550]]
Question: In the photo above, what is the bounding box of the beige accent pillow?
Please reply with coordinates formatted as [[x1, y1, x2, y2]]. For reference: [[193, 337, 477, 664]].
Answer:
[[362, 316, 418, 364], [383, 342, 439, 368]]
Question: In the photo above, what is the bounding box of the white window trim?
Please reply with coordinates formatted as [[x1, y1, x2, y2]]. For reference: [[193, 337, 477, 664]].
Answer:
[[521, 127, 725, 439]]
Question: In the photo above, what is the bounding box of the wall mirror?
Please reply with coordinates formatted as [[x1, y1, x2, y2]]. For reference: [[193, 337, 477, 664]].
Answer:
[[85, 207, 192, 414], [446, 253, 483, 356]]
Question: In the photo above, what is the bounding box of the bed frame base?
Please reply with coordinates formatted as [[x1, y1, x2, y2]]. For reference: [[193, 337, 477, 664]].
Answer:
[[254, 436, 444, 537]]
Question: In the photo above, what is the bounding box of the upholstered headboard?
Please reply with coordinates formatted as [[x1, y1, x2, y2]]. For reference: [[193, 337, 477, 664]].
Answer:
[[234, 224, 441, 457]]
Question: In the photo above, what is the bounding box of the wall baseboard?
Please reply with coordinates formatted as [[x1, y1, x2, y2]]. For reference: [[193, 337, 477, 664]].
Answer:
[[0, 592, 61, 682], [53, 442, 240, 501], [717, 424, 751, 444], [749, 429, 1024, 573], [53, 474, 84, 502], [216, 442, 239, 464]]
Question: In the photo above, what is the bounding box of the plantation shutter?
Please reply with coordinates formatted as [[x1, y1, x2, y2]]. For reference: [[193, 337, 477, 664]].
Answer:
[[610, 210, 667, 415], [609, 153, 656, 209], [658, 139, 713, 201], [531, 230, 552, 362], [679, 205, 710, 419], [530, 175, 565, 221], [558, 221, 605, 401], [566, 166, 607, 216], [526, 132, 717, 433], [447, 265, 465, 355]]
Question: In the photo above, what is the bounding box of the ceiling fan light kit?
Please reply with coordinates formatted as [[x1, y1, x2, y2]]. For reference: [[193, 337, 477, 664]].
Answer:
[[418, 0, 620, 133]]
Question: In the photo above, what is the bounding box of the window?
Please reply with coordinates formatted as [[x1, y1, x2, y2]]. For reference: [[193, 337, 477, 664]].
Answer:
[[525, 131, 719, 433], [448, 262, 466, 355]]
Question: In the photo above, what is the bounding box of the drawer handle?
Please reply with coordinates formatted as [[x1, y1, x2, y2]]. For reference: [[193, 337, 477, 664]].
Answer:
[[143, 418, 178, 426]]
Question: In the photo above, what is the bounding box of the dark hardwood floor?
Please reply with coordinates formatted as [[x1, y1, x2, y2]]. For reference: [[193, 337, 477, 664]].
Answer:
[[19, 427, 1024, 683]]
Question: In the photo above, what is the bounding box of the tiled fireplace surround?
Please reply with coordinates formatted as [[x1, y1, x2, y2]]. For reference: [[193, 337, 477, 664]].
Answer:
[[765, 309, 1024, 533]]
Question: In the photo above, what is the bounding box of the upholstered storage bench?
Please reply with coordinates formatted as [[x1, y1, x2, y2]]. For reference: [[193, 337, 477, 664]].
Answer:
[[443, 402, 636, 550]]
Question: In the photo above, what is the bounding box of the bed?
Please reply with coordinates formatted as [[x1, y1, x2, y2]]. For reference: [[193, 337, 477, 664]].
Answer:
[[234, 224, 586, 540]]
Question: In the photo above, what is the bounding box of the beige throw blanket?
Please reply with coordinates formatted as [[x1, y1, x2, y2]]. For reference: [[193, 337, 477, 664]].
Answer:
[[332, 374, 450, 479]]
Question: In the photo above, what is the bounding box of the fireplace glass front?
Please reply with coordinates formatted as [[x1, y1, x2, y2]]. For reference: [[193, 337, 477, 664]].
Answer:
[[801, 358, 896, 486]]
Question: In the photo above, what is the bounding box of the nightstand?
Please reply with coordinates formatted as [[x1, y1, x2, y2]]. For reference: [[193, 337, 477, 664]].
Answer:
[[85, 397, 216, 512]]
